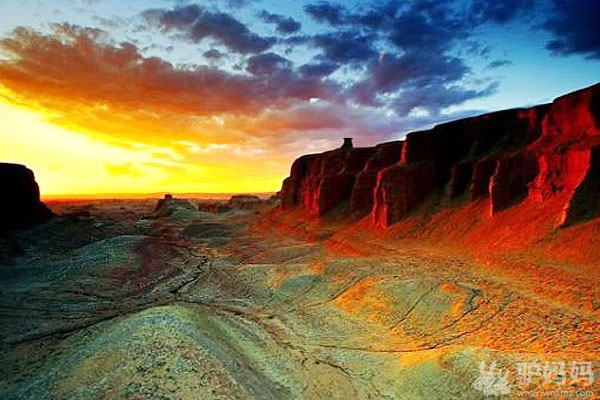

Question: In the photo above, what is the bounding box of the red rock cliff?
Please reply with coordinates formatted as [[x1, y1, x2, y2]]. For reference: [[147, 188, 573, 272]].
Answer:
[[281, 83, 600, 228]]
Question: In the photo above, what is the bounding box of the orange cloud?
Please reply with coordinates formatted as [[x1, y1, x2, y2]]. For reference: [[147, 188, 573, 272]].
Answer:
[[0, 24, 341, 144], [0, 24, 400, 195]]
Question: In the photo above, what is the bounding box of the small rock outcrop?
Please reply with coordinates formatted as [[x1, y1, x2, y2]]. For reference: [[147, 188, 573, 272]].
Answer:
[[228, 194, 279, 213], [228, 195, 262, 210], [198, 195, 279, 214], [341, 138, 354, 149], [281, 83, 600, 228], [0, 163, 54, 232], [153, 194, 196, 218], [198, 202, 232, 214]]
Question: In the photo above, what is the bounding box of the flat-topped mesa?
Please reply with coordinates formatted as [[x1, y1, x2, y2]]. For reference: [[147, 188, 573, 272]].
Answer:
[[280, 83, 600, 228], [0, 163, 54, 232]]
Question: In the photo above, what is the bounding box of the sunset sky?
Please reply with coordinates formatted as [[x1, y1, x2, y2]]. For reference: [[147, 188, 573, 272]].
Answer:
[[0, 0, 599, 196]]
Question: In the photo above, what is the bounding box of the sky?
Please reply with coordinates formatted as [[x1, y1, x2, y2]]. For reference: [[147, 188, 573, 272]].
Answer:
[[0, 0, 599, 196]]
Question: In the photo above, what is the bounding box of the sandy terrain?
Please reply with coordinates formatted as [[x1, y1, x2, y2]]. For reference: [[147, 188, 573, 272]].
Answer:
[[0, 198, 598, 399]]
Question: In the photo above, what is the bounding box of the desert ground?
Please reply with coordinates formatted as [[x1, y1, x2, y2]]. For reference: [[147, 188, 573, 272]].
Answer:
[[0, 197, 597, 400]]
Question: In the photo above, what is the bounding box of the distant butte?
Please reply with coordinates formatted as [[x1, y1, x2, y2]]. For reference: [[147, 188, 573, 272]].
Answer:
[[281, 83, 600, 230]]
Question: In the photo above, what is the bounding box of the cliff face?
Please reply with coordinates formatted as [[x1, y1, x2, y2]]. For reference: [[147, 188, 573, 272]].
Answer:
[[0, 163, 54, 232], [281, 83, 600, 228]]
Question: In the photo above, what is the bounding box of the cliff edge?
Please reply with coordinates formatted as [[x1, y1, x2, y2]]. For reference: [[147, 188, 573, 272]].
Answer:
[[281, 83, 600, 231]]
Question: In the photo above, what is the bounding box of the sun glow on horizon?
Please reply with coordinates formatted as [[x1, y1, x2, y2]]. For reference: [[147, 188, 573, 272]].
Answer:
[[0, 98, 285, 196]]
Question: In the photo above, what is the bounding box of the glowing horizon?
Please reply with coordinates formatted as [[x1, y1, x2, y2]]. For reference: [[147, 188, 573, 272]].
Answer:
[[1, 100, 286, 196]]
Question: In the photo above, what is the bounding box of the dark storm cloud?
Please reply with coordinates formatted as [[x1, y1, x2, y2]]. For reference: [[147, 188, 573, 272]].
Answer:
[[393, 82, 499, 116], [543, 0, 600, 59], [312, 32, 378, 63], [298, 62, 340, 78], [469, 0, 533, 24], [303, 1, 392, 29], [370, 52, 470, 93], [300, 1, 504, 114], [144, 4, 275, 54], [303, 2, 348, 26], [387, 3, 469, 52], [303, 0, 469, 52], [348, 52, 487, 115], [280, 34, 311, 47], [246, 53, 292, 75], [258, 10, 301, 34]]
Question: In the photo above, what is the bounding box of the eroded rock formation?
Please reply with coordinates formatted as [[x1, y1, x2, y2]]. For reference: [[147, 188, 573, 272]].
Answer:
[[153, 194, 197, 218], [281, 83, 600, 228], [228, 195, 262, 209], [281, 148, 377, 216], [0, 163, 54, 232]]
